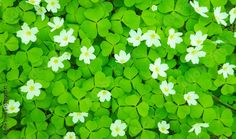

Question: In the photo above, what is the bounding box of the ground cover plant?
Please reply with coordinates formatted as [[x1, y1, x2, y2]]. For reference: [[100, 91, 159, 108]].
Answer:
[[0, 0, 236, 138]]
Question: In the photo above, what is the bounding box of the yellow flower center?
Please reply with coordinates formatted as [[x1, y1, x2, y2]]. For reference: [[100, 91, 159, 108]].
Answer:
[[169, 34, 175, 40], [191, 50, 198, 55], [223, 67, 228, 71], [187, 95, 191, 100], [29, 0, 36, 3], [84, 51, 89, 57], [164, 87, 169, 92], [53, 59, 59, 64], [195, 7, 200, 12], [161, 127, 166, 132], [55, 25, 60, 29], [76, 112, 81, 116], [50, 1, 55, 6], [29, 86, 35, 91], [63, 36, 68, 41], [150, 33, 156, 39], [26, 31, 32, 36], [155, 67, 159, 72], [120, 59, 126, 63], [38, 8, 43, 12], [68, 135, 74, 139], [102, 91, 107, 95], [234, 9, 236, 14], [196, 39, 202, 45], [115, 127, 120, 132], [135, 36, 141, 41], [9, 106, 15, 111]]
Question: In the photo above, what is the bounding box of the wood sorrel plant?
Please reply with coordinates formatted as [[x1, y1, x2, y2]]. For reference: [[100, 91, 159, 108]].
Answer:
[[0, 0, 236, 139]]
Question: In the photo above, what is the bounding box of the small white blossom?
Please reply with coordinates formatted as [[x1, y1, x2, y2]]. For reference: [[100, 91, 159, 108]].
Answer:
[[45, 0, 60, 13], [48, 56, 64, 72], [5, 100, 20, 114], [214, 40, 224, 44], [190, 31, 207, 47], [190, 0, 209, 17], [26, 0, 41, 5], [34, 6, 47, 21], [64, 132, 76, 139], [184, 91, 199, 106], [141, 30, 161, 47], [214, 7, 228, 26], [218, 63, 236, 79], [114, 50, 130, 64], [185, 45, 206, 64], [160, 81, 175, 96], [69, 112, 88, 124], [167, 28, 183, 49], [16, 23, 38, 44], [79, 46, 96, 64], [48, 17, 64, 32], [158, 121, 170, 134], [97, 90, 112, 102], [53, 29, 76, 47], [60, 52, 71, 61], [234, 32, 236, 38], [149, 58, 169, 79], [151, 5, 158, 11], [127, 28, 142, 47], [229, 7, 236, 24], [20, 79, 42, 100], [110, 120, 127, 137], [189, 123, 209, 135]]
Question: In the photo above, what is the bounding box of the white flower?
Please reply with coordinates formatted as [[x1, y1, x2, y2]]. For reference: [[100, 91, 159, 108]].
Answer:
[[218, 63, 236, 79], [190, 0, 209, 17], [26, 0, 41, 5], [16, 23, 38, 44], [79, 46, 96, 64], [158, 121, 170, 134], [141, 30, 161, 47], [149, 58, 169, 79], [110, 120, 127, 137], [34, 6, 47, 21], [97, 90, 112, 102], [45, 0, 60, 13], [5, 100, 20, 114], [127, 28, 142, 47], [229, 7, 236, 24], [190, 31, 207, 47], [114, 50, 130, 64], [214, 40, 224, 44], [160, 81, 175, 96], [64, 132, 76, 139], [151, 5, 158, 11], [184, 91, 199, 106], [48, 56, 64, 72], [59, 52, 71, 61], [185, 45, 206, 64], [214, 7, 228, 26], [234, 32, 236, 38], [167, 28, 183, 48], [189, 123, 209, 135], [69, 112, 88, 124], [48, 17, 64, 32], [20, 79, 42, 100], [53, 29, 76, 47]]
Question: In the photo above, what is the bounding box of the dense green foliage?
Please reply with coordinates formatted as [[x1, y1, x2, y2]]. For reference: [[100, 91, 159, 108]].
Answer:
[[0, 0, 236, 139]]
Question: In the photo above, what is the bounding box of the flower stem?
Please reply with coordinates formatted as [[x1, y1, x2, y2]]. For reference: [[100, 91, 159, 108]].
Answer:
[[3, 81, 8, 134]]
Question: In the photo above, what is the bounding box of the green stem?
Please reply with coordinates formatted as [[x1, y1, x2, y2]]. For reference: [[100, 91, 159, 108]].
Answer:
[[211, 95, 236, 113], [3, 81, 8, 134]]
